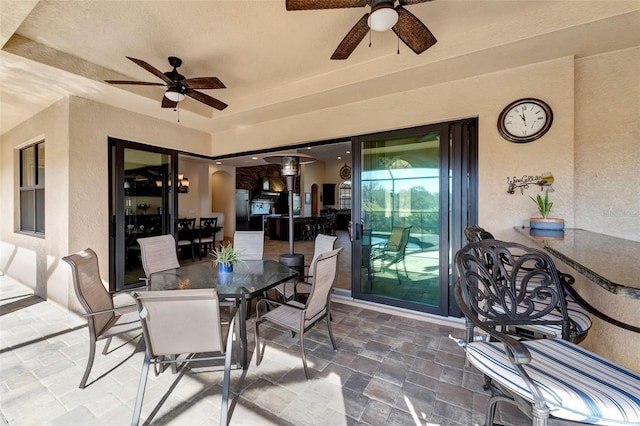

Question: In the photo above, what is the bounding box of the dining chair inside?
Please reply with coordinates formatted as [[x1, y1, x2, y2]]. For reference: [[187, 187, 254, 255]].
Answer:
[[62, 248, 142, 389], [198, 217, 218, 259], [177, 218, 196, 261], [255, 248, 342, 379], [131, 288, 237, 426]]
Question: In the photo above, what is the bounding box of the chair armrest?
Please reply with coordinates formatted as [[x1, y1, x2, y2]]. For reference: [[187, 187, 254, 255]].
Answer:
[[82, 304, 137, 318]]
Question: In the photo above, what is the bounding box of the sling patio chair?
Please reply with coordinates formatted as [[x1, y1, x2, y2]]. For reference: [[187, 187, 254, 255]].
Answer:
[[254, 248, 342, 379], [453, 240, 640, 425], [137, 234, 180, 287], [372, 226, 412, 284], [131, 288, 238, 426], [62, 248, 142, 389]]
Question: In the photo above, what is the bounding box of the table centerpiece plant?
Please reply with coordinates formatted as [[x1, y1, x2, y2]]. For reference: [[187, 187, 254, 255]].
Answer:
[[529, 189, 564, 231], [210, 241, 242, 273]]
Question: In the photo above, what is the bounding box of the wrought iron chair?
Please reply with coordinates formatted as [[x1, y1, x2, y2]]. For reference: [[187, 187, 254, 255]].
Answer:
[[176, 217, 196, 261], [137, 234, 180, 287], [372, 226, 412, 283], [453, 240, 640, 425], [463, 226, 592, 342], [62, 249, 142, 389], [131, 289, 237, 426], [254, 248, 342, 379]]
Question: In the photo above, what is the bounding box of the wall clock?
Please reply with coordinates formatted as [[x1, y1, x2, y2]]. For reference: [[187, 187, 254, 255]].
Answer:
[[497, 98, 553, 143], [339, 163, 351, 180]]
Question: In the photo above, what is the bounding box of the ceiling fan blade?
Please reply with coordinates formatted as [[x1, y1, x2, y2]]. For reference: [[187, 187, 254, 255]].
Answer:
[[104, 80, 165, 86], [161, 95, 178, 109], [286, 0, 366, 10], [399, 0, 433, 5], [126, 57, 173, 84], [331, 14, 370, 60], [392, 6, 437, 55], [182, 77, 226, 90], [185, 89, 228, 110]]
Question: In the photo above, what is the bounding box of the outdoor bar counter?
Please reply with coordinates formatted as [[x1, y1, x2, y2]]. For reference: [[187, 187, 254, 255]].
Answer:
[[515, 227, 640, 299]]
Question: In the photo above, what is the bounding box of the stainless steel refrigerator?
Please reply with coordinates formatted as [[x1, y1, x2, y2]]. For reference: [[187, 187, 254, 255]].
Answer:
[[235, 189, 250, 231]]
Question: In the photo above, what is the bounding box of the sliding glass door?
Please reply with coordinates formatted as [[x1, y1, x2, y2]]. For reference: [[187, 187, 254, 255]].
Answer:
[[109, 138, 178, 291], [352, 120, 477, 316]]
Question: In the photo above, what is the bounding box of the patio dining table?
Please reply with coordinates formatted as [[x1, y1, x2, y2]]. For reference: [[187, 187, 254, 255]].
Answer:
[[148, 259, 298, 369]]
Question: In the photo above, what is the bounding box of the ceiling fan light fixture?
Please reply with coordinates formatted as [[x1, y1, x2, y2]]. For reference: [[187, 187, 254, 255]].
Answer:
[[164, 89, 185, 102], [368, 3, 398, 32]]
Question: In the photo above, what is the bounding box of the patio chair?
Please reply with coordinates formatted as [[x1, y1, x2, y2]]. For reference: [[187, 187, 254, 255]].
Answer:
[[233, 231, 264, 260], [131, 288, 237, 426], [463, 225, 592, 343], [176, 217, 196, 261], [62, 249, 142, 389], [254, 248, 342, 379], [276, 233, 337, 301], [453, 240, 640, 425], [372, 226, 411, 283], [137, 234, 180, 287]]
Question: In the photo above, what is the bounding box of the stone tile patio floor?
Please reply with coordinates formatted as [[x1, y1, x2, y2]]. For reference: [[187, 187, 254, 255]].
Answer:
[[0, 273, 531, 425]]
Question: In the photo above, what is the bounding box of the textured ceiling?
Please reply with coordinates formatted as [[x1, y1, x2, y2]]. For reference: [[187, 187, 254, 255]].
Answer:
[[2, 0, 639, 161]]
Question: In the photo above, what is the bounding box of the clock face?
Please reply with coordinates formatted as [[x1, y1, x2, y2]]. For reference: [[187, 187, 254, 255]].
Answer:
[[340, 164, 351, 180], [498, 98, 553, 143]]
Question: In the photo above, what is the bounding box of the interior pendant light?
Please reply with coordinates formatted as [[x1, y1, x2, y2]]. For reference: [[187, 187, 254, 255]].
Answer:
[[164, 88, 185, 102], [367, 1, 398, 32]]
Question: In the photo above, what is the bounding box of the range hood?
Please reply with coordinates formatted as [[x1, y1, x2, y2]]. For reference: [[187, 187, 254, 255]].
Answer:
[[260, 175, 286, 193]]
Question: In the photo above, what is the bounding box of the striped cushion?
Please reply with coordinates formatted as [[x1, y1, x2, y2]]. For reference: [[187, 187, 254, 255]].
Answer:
[[466, 338, 640, 425], [517, 299, 592, 338]]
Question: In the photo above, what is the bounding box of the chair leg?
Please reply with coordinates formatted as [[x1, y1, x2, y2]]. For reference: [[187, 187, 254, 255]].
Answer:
[[102, 336, 112, 355], [220, 317, 235, 426], [326, 315, 337, 350], [132, 352, 151, 426], [299, 325, 310, 379], [254, 320, 263, 366], [79, 334, 98, 389]]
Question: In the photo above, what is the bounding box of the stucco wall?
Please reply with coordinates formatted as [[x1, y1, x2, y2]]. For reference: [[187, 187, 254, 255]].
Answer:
[[575, 47, 640, 241], [0, 98, 70, 308]]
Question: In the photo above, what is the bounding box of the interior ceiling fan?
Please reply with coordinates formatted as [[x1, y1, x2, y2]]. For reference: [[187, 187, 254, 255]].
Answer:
[[286, 0, 437, 60], [105, 56, 228, 110]]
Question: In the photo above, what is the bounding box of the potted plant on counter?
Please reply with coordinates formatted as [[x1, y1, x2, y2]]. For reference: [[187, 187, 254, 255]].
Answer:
[[210, 241, 242, 273], [529, 190, 564, 231]]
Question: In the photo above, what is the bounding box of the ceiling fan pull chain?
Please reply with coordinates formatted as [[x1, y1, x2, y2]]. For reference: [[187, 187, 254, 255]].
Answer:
[[369, 30, 372, 48], [397, 34, 400, 55], [177, 103, 180, 123]]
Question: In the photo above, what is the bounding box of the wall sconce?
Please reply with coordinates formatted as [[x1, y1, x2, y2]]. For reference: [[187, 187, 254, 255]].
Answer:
[[507, 172, 554, 194], [154, 174, 189, 193], [178, 173, 189, 193]]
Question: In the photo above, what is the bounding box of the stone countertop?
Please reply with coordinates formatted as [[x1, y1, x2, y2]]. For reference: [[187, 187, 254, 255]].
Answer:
[[514, 227, 640, 299]]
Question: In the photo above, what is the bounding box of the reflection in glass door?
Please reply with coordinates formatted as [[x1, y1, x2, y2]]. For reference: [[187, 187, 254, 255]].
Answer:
[[109, 138, 177, 291], [352, 120, 477, 316]]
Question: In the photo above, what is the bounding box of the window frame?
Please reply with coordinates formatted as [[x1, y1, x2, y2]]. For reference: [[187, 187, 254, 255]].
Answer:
[[19, 141, 45, 235]]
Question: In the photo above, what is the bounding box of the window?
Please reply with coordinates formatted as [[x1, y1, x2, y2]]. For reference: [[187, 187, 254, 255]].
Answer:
[[20, 141, 45, 234], [339, 180, 351, 209]]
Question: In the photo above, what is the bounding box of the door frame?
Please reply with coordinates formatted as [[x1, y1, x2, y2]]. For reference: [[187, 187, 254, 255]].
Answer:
[[350, 119, 477, 317], [108, 138, 179, 292]]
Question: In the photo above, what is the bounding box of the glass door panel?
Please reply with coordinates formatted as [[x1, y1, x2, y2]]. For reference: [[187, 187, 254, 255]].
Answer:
[[110, 139, 176, 291], [357, 131, 443, 311]]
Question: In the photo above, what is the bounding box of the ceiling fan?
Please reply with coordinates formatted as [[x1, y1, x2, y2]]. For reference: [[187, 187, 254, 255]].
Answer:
[[286, 0, 437, 60], [105, 56, 228, 110]]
